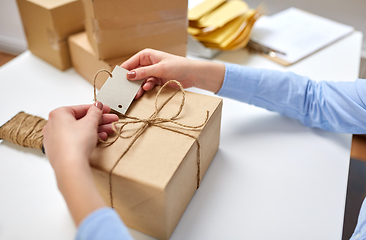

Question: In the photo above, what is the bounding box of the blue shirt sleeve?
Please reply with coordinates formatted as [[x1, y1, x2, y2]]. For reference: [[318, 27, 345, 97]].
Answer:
[[350, 197, 366, 240], [217, 63, 366, 134], [76, 207, 134, 240], [217, 63, 366, 239]]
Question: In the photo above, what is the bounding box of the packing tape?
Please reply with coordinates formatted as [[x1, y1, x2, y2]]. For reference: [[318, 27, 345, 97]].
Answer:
[[47, 29, 69, 50]]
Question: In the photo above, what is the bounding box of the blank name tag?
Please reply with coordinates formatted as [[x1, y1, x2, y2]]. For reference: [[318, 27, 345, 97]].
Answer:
[[97, 66, 144, 114]]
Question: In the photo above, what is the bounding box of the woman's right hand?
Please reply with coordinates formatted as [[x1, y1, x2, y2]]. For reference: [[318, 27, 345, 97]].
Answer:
[[121, 49, 225, 98]]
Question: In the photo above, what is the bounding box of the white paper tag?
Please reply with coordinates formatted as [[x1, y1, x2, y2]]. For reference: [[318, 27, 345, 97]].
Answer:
[[97, 66, 144, 114]]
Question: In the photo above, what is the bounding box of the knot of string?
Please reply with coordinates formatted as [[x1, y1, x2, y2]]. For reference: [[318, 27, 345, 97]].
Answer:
[[93, 70, 209, 208]]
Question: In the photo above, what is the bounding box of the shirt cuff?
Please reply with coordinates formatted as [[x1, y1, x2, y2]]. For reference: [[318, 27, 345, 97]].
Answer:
[[216, 63, 260, 103], [76, 207, 134, 240]]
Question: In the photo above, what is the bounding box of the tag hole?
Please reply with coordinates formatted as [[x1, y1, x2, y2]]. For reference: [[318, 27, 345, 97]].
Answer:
[[118, 105, 122, 109]]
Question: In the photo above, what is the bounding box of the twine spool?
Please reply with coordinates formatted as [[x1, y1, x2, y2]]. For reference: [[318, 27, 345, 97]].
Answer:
[[0, 111, 46, 150]]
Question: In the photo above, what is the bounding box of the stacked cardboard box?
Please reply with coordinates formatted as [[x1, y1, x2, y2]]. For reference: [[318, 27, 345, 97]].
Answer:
[[17, 0, 188, 84], [82, 0, 188, 60], [68, 0, 188, 88], [68, 32, 131, 89], [17, 0, 84, 70]]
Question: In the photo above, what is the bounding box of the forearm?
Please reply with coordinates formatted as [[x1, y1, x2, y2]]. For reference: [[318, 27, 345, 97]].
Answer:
[[55, 159, 106, 226], [217, 63, 366, 133], [190, 59, 225, 93]]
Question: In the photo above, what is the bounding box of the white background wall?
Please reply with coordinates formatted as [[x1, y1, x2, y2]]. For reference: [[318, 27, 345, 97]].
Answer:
[[0, 0, 27, 54], [0, 0, 365, 56]]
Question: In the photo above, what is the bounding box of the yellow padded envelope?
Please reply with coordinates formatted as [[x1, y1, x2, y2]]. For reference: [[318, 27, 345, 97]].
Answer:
[[195, 10, 256, 47], [203, 8, 262, 50], [188, 0, 225, 21], [196, 0, 249, 29]]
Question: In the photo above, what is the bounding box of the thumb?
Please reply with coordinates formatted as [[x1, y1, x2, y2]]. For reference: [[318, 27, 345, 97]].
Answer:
[[82, 101, 103, 128], [127, 64, 163, 81]]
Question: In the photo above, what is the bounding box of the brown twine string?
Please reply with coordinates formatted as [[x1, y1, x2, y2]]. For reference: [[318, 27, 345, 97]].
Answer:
[[0, 69, 209, 210], [93, 70, 209, 208], [0, 112, 46, 150], [93, 69, 112, 102]]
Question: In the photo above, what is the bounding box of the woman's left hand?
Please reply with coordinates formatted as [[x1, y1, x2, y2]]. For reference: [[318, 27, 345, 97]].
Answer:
[[43, 102, 118, 173], [42, 102, 119, 225]]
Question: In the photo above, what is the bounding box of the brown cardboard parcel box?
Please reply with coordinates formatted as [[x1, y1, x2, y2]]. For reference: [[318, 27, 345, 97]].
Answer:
[[69, 31, 188, 89], [17, 0, 84, 70], [69, 32, 131, 89], [81, 0, 188, 60], [90, 86, 222, 239]]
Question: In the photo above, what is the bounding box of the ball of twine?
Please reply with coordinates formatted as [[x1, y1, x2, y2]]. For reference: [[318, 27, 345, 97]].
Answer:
[[0, 112, 46, 151]]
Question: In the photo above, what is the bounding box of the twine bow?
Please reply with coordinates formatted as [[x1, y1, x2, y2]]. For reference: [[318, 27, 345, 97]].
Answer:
[[94, 70, 209, 208]]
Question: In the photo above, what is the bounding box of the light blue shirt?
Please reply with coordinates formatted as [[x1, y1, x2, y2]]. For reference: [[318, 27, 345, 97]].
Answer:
[[76, 207, 133, 240], [76, 63, 366, 239], [218, 63, 366, 133]]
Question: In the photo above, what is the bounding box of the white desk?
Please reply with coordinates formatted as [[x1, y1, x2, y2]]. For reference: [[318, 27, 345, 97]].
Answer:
[[0, 31, 362, 240]]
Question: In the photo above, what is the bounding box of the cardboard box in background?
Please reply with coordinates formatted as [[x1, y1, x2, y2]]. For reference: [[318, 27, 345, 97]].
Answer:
[[69, 31, 187, 89], [69, 32, 131, 89], [90, 86, 222, 239], [82, 0, 188, 60], [17, 0, 84, 70]]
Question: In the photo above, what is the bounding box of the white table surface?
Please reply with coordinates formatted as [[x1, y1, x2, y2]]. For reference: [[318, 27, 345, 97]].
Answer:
[[0, 30, 363, 240]]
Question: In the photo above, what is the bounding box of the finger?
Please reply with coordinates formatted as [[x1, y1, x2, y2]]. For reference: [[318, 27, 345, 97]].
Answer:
[[66, 104, 93, 119], [102, 104, 111, 114], [98, 132, 108, 141], [121, 49, 156, 70], [82, 102, 103, 128], [64, 103, 110, 119], [134, 77, 160, 99], [98, 124, 116, 134], [134, 87, 145, 99], [143, 77, 160, 91], [121, 53, 144, 70], [126, 64, 162, 81], [100, 113, 119, 125]]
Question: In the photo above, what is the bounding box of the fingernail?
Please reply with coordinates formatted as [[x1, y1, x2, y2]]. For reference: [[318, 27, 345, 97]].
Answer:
[[127, 71, 136, 80], [94, 101, 103, 110]]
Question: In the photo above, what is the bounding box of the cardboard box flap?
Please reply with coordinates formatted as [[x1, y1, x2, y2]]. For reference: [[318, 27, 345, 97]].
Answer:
[[90, 87, 221, 190]]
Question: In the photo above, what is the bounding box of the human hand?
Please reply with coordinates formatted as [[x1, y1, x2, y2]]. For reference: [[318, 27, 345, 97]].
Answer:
[[121, 48, 226, 98], [42, 102, 118, 174], [42, 102, 118, 225]]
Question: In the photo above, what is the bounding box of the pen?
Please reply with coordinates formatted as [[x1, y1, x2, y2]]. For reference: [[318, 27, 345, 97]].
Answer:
[[247, 40, 287, 57]]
